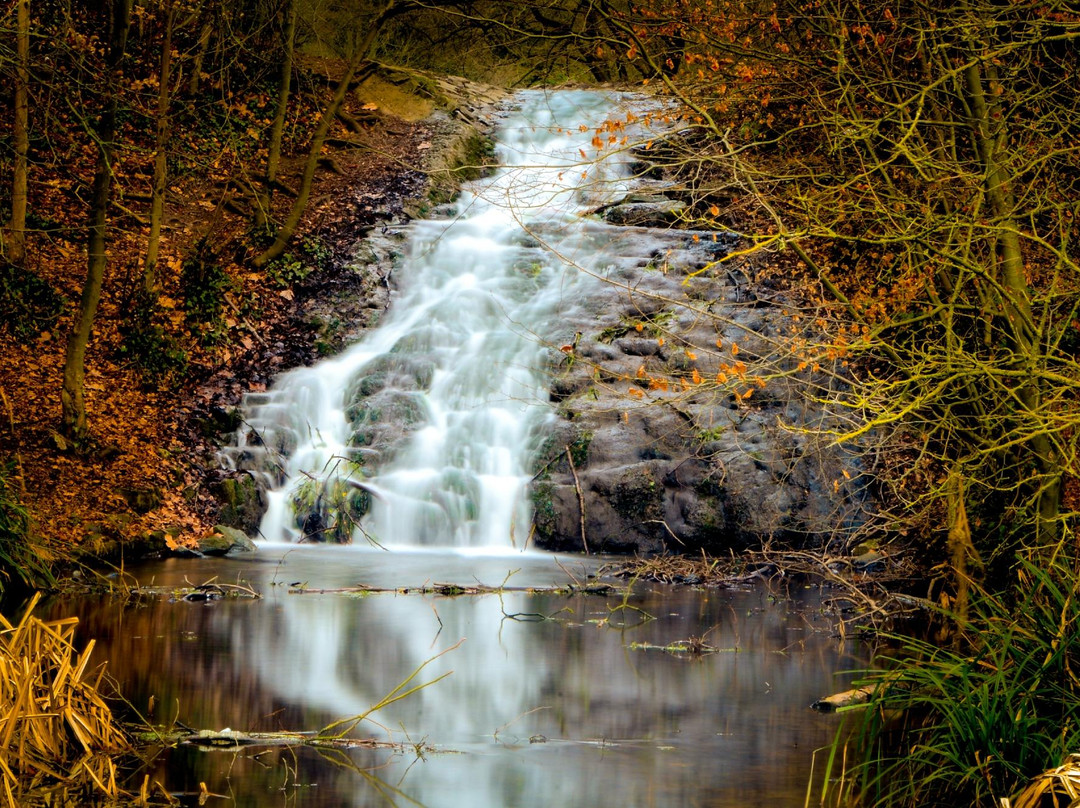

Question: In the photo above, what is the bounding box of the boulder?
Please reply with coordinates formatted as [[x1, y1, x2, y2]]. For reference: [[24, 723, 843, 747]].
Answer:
[[200, 525, 257, 556], [602, 195, 687, 228]]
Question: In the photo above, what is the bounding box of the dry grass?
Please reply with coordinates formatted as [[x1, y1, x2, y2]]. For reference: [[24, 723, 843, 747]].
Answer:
[[0, 593, 128, 806], [1006, 755, 1080, 808]]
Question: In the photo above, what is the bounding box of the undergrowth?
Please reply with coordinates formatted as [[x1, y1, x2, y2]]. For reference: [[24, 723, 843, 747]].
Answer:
[[0, 462, 52, 601], [823, 545, 1080, 807]]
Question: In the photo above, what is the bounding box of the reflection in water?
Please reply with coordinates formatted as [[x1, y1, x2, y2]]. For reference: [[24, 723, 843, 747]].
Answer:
[[45, 549, 862, 807]]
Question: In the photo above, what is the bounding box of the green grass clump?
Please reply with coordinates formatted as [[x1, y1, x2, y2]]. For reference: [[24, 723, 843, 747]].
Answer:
[[825, 548, 1080, 807]]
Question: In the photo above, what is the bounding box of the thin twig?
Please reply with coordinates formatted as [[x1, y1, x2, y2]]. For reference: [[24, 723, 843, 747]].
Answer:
[[565, 444, 589, 554]]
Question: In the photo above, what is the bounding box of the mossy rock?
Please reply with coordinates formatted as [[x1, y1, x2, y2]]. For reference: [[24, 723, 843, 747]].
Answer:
[[199, 526, 257, 556], [118, 486, 161, 515], [213, 473, 265, 535]]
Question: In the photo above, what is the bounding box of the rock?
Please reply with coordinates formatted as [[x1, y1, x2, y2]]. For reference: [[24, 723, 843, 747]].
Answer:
[[602, 197, 687, 228], [119, 486, 161, 514], [212, 472, 266, 535], [531, 219, 873, 556], [614, 337, 663, 356], [200, 526, 257, 556]]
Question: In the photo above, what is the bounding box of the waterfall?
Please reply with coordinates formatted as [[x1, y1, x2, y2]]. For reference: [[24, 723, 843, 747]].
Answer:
[[221, 90, 647, 548]]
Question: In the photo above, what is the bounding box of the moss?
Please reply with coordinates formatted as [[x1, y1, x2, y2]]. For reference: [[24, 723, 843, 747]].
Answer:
[[611, 466, 663, 521], [568, 430, 593, 468], [597, 309, 674, 343], [426, 130, 497, 205], [291, 476, 371, 543], [531, 479, 557, 539]]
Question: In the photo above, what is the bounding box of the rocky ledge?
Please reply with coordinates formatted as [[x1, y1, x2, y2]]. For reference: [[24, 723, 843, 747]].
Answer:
[[526, 196, 873, 555]]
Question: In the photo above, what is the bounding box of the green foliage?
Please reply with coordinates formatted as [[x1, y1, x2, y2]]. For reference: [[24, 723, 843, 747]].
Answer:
[[119, 291, 188, 386], [831, 551, 1080, 807], [180, 240, 233, 345], [264, 235, 331, 288], [597, 310, 673, 343], [568, 430, 592, 468], [0, 462, 52, 601], [0, 262, 65, 341]]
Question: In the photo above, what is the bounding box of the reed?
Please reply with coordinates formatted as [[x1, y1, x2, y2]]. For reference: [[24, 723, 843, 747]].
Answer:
[[820, 549, 1080, 808], [0, 593, 128, 806]]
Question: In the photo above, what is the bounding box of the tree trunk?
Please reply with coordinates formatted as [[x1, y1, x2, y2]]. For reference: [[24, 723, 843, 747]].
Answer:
[[60, 0, 133, 441], [254, 0, 297, 234], [253, 1, 398, 267], [964, 60, 1061, 538], [187, 14, 213, 96], [143, 0, 175, 296], [6, 0, 30, 265]]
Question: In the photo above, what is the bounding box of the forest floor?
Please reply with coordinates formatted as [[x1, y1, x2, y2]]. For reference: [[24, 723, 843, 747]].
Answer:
[[0, 59, 504, 567]]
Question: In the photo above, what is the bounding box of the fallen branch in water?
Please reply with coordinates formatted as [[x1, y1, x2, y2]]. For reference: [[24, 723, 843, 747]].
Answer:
[[138, 640, 466, 755], [810, 685, 879, 713], [287, 582, 617, 596], [128, 578, 261, 602], [135, 726, 433, 753]]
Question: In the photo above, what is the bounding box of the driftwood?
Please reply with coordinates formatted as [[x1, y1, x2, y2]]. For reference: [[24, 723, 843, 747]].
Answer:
[[138, 726, 431, 753], [810, 685, 880, 713], [129, 581, 261, 602], [288, 582, 617, 596]]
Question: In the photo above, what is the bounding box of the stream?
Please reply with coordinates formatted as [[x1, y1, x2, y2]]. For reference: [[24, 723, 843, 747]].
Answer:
[[44, 90, 863, 806], [44, 550, 860, 807]]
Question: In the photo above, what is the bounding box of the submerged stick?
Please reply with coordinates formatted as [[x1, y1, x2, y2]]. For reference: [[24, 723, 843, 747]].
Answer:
[[287, 582, 617, 596]]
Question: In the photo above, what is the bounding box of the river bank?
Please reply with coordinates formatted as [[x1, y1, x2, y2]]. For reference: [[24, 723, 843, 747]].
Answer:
[[0, 63, 509, 580]]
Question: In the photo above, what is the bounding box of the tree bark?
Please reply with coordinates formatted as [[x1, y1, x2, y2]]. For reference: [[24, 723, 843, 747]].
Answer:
[[187, 14, 213, 96], [6, 0, 30, 265], [143, 0, 175, 296], [253, 1, 399, 267], [60, 0, 133, 441], [964, 59, 1061, 538], [254, 0, 297, 234]]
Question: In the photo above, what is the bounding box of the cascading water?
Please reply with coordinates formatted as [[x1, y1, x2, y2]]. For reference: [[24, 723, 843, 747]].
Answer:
[[222, 90, 649, 547]]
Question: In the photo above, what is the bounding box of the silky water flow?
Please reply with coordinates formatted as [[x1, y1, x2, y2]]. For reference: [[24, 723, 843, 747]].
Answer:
[[221, 90, 648, 548]]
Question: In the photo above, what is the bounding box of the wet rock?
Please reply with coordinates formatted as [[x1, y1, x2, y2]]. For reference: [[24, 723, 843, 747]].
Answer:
[[602, 196, 687, 228], [212, 472, 266, 535], [200, 526, 257, 556], [531, 224, 873, 556], [614, 337, 663, 356]]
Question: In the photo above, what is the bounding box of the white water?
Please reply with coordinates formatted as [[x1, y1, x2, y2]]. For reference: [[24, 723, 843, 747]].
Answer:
[[223, 91, 646, 547]]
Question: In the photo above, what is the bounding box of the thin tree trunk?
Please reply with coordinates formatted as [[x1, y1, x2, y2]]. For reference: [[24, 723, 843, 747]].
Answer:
[[254, 1, 398, 267], [254, 0, 297, 233], [7, 0, 30, 265], [964, 60, 1061, 537], [60, 0, 133, 441], [188, 15, 212, 96], [143, 0, 175, 295]]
